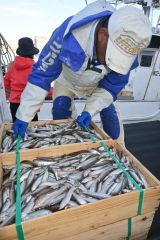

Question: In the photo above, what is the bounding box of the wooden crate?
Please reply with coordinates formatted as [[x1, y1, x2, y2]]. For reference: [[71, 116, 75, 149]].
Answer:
[[0, 119, 110, 155], [0, 140, 160, 240]]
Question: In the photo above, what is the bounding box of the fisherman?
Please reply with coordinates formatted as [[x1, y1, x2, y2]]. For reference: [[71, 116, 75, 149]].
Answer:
[[12, 1, 152, 143], [4, 37, 39, 122]]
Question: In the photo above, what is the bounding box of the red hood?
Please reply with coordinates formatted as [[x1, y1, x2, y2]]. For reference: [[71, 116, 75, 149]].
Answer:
[[14, 56, 34, 70]]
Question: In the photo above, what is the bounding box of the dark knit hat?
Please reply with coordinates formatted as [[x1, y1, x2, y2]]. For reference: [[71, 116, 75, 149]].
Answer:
[[16, 37, 39, 56]]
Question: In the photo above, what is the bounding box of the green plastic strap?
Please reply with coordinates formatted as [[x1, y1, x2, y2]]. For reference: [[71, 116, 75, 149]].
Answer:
[[126, 218, 132, 240], [84, 126, 97, 143], [16, 135, 24, 240]]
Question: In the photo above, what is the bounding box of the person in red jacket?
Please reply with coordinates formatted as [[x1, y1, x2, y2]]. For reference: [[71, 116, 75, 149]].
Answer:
[[45, 87, 54, 100], [4, 37, 39, 122]]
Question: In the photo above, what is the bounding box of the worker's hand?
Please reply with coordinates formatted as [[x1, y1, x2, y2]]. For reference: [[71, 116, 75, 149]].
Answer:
[[76, 111, 91, 129], [12, 118, 29, 137]]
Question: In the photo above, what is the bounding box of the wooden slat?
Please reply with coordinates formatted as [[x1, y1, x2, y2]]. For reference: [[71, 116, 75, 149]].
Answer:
[[7, 211, 154, 240], [0, 190, 158, 240], [34, 211, 154, 240], [3, 119, 74, 130]]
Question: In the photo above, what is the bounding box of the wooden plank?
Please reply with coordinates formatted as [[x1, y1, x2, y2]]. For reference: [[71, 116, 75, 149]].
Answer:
[[4, 119, 104, 132], [8, 211, 154, 240], [45, 211, 154, 240], [0, 190, 158, 240], [3, 119, 74, 130]]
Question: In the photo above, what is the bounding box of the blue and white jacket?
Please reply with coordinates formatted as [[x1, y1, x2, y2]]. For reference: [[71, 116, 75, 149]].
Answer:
[[16, 0, 138, 122]]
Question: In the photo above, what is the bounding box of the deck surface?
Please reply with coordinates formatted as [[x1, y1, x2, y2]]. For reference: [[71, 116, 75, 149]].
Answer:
[[124, 121, 160, 239]]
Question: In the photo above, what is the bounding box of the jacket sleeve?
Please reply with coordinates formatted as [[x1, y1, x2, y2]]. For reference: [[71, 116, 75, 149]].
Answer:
[[84, 58, 139, 117], [16, 17, 72, 122]]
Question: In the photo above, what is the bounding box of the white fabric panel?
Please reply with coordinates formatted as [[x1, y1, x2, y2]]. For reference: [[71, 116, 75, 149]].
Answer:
[[58, 20, 110, 95], [64, 0, 115, 36], [84, 88, 113, 117], [72, 19, 97, 61], [16, 82, 48, 122]]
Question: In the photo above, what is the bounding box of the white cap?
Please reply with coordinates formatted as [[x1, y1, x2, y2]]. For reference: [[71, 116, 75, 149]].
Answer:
[[106, 6, 152, 75]]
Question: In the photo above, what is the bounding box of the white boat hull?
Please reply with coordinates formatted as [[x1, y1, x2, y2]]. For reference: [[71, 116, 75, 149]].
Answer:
[[37, 100, 160, 124]]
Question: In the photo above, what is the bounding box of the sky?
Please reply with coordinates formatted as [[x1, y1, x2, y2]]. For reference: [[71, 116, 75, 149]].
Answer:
[[0, 0, 88, 43], [0, 0, 159, 48]]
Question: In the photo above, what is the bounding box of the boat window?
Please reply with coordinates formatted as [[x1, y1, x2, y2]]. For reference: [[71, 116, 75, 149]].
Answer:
[[148, 35, 160, 48], [140, 50, 155, 67]]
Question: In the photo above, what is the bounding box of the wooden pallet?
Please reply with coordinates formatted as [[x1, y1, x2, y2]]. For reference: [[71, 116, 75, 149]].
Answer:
[[0, 119, 110, 155], [0, 140, 160, 240]]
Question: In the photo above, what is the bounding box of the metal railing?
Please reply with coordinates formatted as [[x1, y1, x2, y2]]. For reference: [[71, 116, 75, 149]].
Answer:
[[0, 32, 15, 74]]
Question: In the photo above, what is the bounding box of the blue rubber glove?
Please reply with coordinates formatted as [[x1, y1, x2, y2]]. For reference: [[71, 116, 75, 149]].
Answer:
[[12, 118, 29, 137], [76, 111, 91, 129]]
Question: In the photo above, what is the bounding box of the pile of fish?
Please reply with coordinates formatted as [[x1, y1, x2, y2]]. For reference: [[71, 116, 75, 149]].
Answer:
[[0, 145, 149, 227], [0, 122, 104, 153]]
